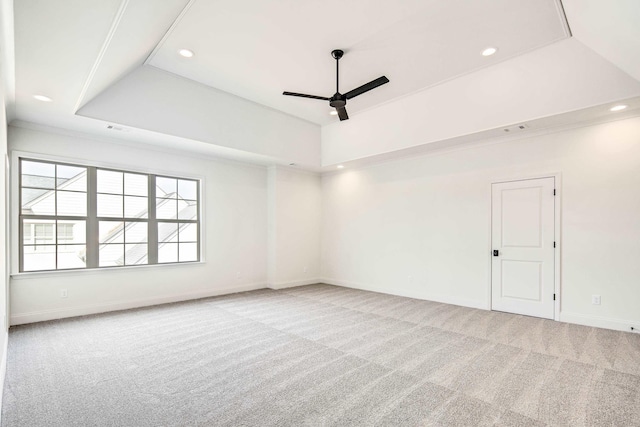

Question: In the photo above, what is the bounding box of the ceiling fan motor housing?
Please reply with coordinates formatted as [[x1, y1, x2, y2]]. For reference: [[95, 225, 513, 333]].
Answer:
[[330, 94, 346, 108]]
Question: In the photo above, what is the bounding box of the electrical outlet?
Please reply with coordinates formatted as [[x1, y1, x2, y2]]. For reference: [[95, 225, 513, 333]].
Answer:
[[592, 295, 601, 305], [60, 289, 68, 298], [303, 266, 308, 273]]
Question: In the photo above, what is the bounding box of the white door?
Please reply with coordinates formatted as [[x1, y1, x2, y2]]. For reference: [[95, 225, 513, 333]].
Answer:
[[491, 177, 555, 319]]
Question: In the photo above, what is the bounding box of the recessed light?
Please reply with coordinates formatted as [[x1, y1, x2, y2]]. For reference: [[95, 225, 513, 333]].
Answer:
[[178, 48, 194, 58], [482, 47, 498, 57], [33, 94, 52, 102], [337, 165, 344, 169], [610, 104, 627, 112], [330, 110, 338, 116]]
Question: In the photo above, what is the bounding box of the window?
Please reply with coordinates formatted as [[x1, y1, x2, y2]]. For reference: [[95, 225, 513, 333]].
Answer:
[[156, 176, 199, 263], [20, 160, 87, 271], [97, 170, 149, 267], [19, 158, 200, 272]]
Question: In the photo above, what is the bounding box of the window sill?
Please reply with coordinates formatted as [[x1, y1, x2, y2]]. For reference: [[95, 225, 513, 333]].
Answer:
[[10, 260, 207, 280]]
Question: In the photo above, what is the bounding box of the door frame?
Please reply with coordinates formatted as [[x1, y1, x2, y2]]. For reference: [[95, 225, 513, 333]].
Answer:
[[489, 173, 562, 320]]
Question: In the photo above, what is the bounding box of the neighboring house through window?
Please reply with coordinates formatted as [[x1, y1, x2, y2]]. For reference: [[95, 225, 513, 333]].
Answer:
[[19, 158, 200, 272]]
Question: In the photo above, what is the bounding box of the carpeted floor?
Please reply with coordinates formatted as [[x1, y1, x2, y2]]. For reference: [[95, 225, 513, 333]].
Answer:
[[2, 284, 640, 426]]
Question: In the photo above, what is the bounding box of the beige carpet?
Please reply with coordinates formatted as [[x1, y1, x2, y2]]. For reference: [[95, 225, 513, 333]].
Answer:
[[2, 284, 640, 426]]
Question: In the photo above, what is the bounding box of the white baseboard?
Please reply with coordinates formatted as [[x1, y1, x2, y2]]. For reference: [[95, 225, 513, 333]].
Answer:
[[560, 311, 640, 333], [321, 277, 488, 310], [0, 331, 8, 416], [10, 283, 267, 326], [268, 279, 321, 290]]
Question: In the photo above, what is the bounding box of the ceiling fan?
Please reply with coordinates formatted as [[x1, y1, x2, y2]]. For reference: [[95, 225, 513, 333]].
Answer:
[[283, 49, 389, 121]]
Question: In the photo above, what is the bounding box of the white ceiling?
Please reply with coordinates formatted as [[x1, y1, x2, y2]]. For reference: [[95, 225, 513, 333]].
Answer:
[[321, 37, 640, 166], [562, 0, 640, 82], [148, 0, 569, 125], [10, 0, 191, 136], [4, 0, 640, 170]]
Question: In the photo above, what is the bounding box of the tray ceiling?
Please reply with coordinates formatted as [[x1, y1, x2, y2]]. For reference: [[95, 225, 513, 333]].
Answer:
[[7, 0, 640, 169], [147, 0, 570, 125]]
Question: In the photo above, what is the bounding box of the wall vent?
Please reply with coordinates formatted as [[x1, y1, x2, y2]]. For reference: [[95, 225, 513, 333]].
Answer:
[[503, 124, 529, 133], [106, 124, 130, 132]]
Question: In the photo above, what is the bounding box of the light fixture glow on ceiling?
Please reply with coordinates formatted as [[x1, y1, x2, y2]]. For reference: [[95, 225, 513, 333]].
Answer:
[[609, 104, 627, 112], [33, 94, 53, 102], [330, 110, 338, 116], [178, 49, 194, 58], [482, 47, 498, 57], [337, 165, 344, 169]]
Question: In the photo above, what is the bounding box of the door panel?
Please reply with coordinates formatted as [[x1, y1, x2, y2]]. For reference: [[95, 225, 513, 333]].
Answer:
[[491, 177, 555, 319], [501, 260, 541, 301], [501, 187, 542, 248]]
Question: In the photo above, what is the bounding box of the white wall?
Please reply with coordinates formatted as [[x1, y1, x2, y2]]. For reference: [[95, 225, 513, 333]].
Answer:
[[0, 46, 9, 406], [8, 109, 640, 335], [321, 116, 640, 331], [9, 125, 270, 324], [267, 166, 321, 289]]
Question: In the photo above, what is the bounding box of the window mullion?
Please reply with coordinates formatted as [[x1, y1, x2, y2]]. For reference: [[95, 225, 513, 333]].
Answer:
[[54, 165, 58, 269], [148, 175, 158, 264], [86, 167, 99, 268], [18, 160, 24, 272]]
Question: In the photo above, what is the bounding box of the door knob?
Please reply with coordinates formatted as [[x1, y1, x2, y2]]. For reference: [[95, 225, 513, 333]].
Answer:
[[493, 250, 499, 256]]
